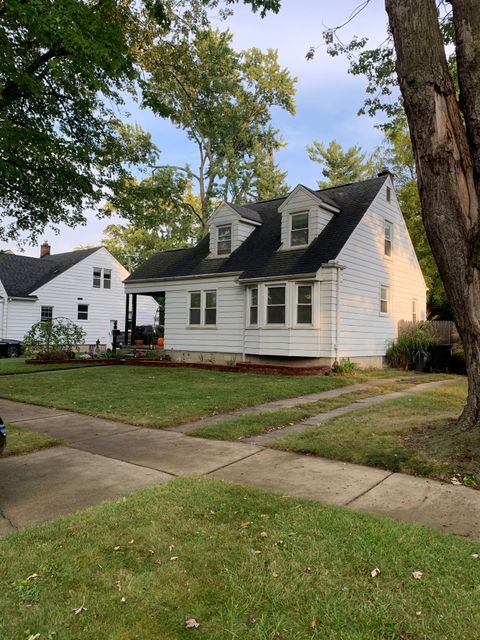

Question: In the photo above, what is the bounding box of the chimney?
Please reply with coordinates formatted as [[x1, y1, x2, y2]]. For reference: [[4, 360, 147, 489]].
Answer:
[[40, 241, 51, 258]]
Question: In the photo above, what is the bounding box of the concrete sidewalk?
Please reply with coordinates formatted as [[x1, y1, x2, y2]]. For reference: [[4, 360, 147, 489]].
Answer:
[[1, 396, 479, 539]]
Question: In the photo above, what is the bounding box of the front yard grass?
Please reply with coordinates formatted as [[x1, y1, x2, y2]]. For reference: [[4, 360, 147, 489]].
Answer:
[[1, 477, 480, 640], [4, 424, 62, 457], [191, 375, 451, 441], [0, 366, 379, 428], [0, 357, 107, 375], [270, 379, 479, 485]]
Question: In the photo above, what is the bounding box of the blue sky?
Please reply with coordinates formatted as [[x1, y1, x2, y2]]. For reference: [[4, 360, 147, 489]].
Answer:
[[5, 0, 391, 256]]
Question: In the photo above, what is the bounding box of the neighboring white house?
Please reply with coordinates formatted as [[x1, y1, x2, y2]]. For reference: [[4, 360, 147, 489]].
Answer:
[[0, 244, 158, 347], [124, 173, 427, 367]]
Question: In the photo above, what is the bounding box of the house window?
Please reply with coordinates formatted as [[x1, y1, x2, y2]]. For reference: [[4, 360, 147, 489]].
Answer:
[[249, 287, 258, 325], [386, 186, 392, 203], [412, 299, 418, 322], [297, 285, 313, 324], [384, 220, 393, 256], [205, 291, 217, 325], [189, 292, 201, 325], [41, 306, 53, 322], [217, 225, 232, 255], [380, 285, 389, 315], [291, 212, 309, 247], [103, 269, 111, 289], [78, 304, 89, 320], [267, 286, 286, 324], [93, 267, 101, 288]]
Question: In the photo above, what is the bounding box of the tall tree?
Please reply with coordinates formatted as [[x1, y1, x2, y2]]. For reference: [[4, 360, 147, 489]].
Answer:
[[306, 139, 375, 188], [139, 28, 296, 230], [318, 1, 480, 430]]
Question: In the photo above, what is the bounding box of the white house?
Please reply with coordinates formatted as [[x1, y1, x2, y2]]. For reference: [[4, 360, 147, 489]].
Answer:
[[124, 173, 427, 367], [0, 244, 158, 347]]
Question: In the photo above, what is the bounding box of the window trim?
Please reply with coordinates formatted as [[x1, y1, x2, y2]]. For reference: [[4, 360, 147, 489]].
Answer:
[[217, 224, 232, 256], [103, 268, 112, 289], [248, 286, 258, 327], [188, 291, 202, 326], [266, 284, 286, 325], [187, 290, 218, 328], [204, 290, 217, 326], [40, 305, 53, 323], [386, 186, 392, 203], [412, 298, 418, 323], [77, 303, 89, 321], [93, 267, 101, 288], [296, 283, 313, 326], [380, 284, 390, 316], [290, 212, 309, 248], [384, 220, 393, 257]]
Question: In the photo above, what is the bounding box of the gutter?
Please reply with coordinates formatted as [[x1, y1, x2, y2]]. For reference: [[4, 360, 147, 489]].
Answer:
[[238, 272, 318, 284], [124, 271, 243, 286]]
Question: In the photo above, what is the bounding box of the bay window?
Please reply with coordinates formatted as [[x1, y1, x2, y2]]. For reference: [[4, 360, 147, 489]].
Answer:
[[297, 285, 313, 324], [267, 286, 286, 324]]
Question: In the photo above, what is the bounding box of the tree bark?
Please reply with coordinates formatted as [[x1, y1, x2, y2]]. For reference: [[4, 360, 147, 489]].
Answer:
[[385, 0, 480, 429]]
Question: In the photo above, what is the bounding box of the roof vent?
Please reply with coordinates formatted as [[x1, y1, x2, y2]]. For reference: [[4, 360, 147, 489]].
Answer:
[[377, 169, 394, 179], [40, 241, 51, 258]]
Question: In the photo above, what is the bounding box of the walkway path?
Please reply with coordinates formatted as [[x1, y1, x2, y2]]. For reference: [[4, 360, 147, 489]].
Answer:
[[0, 382, 478, 541]]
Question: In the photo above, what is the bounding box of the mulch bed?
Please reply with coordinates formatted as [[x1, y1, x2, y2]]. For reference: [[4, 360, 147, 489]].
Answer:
[[125, 359, 331, 376], [26, 358, 123, 366]]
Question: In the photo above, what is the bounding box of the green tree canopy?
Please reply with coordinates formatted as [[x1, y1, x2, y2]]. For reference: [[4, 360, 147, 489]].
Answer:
[[306, 139, 375, 188]]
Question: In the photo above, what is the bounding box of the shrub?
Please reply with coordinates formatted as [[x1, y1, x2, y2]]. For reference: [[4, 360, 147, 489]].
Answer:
[[23, 318, 86, 360], [386, 322, 439, 370], [332, 358, 360, 375]]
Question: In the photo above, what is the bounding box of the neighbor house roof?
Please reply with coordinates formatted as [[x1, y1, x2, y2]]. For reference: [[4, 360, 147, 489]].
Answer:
[[0, 247, 100, 297], [126, 176, 387, 284]]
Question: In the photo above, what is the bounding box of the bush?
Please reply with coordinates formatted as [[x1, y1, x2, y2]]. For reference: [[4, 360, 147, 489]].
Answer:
[[332, 358, 360, 375], [23, 318, 86, 360], [386, 322, 439, 370]]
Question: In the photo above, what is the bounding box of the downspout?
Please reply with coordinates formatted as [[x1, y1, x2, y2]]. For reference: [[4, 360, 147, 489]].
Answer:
[[335, 268, 340, 363]]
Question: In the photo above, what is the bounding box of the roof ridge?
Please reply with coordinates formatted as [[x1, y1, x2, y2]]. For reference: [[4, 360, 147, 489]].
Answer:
[[315, 174, 387, 194]]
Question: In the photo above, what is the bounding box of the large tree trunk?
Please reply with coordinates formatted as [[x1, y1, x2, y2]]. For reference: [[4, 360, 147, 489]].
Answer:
[[385, 0, 480, 429]]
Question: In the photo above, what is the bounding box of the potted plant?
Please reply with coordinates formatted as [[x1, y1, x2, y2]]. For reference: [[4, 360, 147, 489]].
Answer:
[[133, 329, 145, 346]]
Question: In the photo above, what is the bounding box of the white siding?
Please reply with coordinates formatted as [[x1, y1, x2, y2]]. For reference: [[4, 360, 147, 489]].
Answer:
[[0, 248, 158, 345], [336, 179, 427, 358]]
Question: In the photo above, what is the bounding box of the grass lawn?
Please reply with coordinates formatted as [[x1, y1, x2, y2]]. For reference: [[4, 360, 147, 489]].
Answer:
[[0, 357, 108, 375], [191, 375, 451, 441], [1, 477, 479, 640], [270, 379, 479, 486], [3, 424, 62, 457], [0, 366, 382, 428]]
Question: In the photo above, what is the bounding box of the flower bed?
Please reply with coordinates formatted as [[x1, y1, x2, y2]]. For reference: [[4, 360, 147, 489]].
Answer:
[[125, 359, 331, 376]]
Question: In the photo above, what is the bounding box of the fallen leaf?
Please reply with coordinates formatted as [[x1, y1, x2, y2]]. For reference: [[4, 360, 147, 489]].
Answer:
[[72, 604, 87, 615], [169, 544, 175, 551], [170, 556, 178, 561], [370, 567, 380, 578], [250, 549, 262, 556], [114, 546, 120, 551], [471, 553, 479, 559], [185, 617, 200, 629], [115, 579, 121, 591], [26, 573, 39, 581], [416, 611, 422, 617], [450, 477, 462, 486], [310, 617, 317, 629], [120, 596, 127, 603], [148, 548, 155, 555], [260, 531, 268, 538], [271, 571, 279, 578], [128, 539, 134, 544], [412, 571, 423, 580], [27, 635, 40, 640], [241, 521, 251, 529]]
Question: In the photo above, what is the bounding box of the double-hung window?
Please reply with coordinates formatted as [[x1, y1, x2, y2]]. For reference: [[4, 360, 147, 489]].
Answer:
[[380, 285, 389, 315], [384, 220, 393, 257], [103, 269, 111, 289], [205, 291, 217, 325], [41, 306, 53, 322], [93, 267, 112, 288], [217, 225, 232, 255], [412, 299, 418, 322], [93, 267, 101, 288], [297, 285, 313, 324], [291, 212, 309, 247], [78, 304, 89, 320], [267, 286, 286, 324], [249, 287, 258, 325], [189, 292, 201, 325]]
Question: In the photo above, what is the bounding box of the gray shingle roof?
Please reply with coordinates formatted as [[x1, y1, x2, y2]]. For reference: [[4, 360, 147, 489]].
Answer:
[[126, 176, 387, 284], [0, 248, 100, 297]]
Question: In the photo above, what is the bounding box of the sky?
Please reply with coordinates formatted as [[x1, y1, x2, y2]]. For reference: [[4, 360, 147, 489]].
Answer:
[[3, 0, 392, 257]]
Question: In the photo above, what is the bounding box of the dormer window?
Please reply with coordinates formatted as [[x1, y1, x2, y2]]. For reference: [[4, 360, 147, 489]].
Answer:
[[291, 212, 309, 247], [217, 225, 232, 255]]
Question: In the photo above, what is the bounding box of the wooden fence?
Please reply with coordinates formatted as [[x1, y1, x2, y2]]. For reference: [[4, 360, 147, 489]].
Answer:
[[398, 320, 459, 345]]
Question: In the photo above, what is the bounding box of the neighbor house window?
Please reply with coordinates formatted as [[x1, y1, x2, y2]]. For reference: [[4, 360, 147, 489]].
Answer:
[[41, 306, 53, 322], [384, 220, 393, 256], [205, 291, 217, 325], [380, 285, 389, 314], [103, 269, 111, 289], [267, 286, 286, 324], [249, 287, 258, 325], [297, 285, 313, 324], [217, 225, 232, 255], [189, 292, 201, 325], [291, 212, 309, 247], [386, 186, 392, 202], [93, 267, 101, 288], [78, 304, 89, 320], [412, 299, 418, 322]]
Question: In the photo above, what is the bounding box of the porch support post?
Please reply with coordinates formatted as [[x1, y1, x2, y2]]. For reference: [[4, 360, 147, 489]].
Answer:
[[124, 293, 130, 344], [130, 294, 137, 345]]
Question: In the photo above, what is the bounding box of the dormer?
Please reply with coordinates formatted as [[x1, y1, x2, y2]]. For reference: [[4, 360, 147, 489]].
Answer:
[[278, 184, 341, 250], [208, 202, 262, 258]]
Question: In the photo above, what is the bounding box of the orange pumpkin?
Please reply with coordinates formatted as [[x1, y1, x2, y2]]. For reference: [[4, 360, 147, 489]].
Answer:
[[157, 337, 165, 347]]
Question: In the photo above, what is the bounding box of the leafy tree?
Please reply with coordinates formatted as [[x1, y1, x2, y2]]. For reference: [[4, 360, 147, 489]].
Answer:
[[317, 1, 480, 430], [139, 28, 296, 231], [306, 139, 375, 188]]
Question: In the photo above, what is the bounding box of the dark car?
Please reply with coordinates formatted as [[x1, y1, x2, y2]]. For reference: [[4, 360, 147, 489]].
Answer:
[[0, 418, 6, 455], [0, 338, 21, 358]]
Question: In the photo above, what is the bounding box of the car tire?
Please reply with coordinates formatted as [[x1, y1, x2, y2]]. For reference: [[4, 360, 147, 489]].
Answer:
[[6, 345, 20, 358]]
